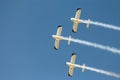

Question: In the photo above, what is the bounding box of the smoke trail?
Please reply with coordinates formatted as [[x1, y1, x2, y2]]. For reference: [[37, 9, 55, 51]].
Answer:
[[66, 62, 120, 78], [54, 35, 120, 55], [80, 19, 120, 31]]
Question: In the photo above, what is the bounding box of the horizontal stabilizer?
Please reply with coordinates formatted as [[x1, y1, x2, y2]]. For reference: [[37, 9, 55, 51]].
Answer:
[[82, 64, 86, 72], [68, 36, 71, 45], [86, 19, 90, 28]]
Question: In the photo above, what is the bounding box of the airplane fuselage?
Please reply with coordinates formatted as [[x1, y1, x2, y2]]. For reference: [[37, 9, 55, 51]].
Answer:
[[66, 62, 86, 72], [52, 35, 63, 40], [71, 18, 82, 23], [66, 62, 78, 68]]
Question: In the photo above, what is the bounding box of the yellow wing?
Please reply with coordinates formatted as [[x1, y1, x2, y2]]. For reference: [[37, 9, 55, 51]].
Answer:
[[56, 25, 62, 36], [68, 66, 74, 77], [68, 53, 76, 77], [72, 23, 79, 33], [70, 53, 76, 64], [54, 40, 60, 50], [75, 8, 81, 19]]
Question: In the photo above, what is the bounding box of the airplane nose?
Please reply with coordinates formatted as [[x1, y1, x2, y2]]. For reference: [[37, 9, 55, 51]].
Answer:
[[71, 18, 74, 21], [52, 35, 55, 38]]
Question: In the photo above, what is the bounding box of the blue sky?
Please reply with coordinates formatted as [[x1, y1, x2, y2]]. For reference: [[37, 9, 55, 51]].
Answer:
[[0, 0, 120, 80]]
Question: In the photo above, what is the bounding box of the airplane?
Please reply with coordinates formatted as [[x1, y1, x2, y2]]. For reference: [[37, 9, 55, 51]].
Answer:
[[71, 8, 90, 33], [66, 53, 86, 77], [52, 25, 71, 50]]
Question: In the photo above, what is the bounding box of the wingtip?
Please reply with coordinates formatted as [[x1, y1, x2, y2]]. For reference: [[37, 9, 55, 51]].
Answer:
[[72, 53, 76, 56], [72, 29, 76, 33], [68, 73, 72, 77], [54, 46, 58, 50], [77, 8, 81, 10], [58, 25, 62, 28]]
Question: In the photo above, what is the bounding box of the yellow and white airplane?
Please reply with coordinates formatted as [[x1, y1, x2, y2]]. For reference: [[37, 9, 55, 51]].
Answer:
[[71, 8, 90, 33], [52, 25, 71, 50], [66, 53, 86, 77]]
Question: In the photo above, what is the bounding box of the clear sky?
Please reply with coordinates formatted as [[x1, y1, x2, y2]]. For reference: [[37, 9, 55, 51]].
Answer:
[[0, 0, 120, 80]]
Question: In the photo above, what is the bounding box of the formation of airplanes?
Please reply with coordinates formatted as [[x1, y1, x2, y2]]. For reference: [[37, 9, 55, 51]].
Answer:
[[52, 8, 91, 50], [52, 8, 120, 78], [52, 8, 88, 77]]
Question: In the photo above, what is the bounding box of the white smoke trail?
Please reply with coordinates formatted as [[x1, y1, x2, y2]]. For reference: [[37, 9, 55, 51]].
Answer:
[[80, 19, 120, 31], [66, 62, 120, 78], [54, 35, 120, 55]]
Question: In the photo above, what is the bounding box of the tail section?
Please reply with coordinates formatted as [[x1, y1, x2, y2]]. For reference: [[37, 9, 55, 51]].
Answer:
[[68, 36, 71, 45], [82, 64, 86, 72], [86, 19, 90, 28]]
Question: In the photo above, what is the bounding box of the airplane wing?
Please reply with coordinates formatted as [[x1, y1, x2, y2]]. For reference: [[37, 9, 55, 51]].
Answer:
[[68, 66, 74, 77], [68, 53, 76, 77], [70, 53, 76, 64], [72, 8, 81, 33], [56, 25, 62, 36], [75, 8, 81, 19], [54, 26, 62, 50], [54, 39, 60, 50], [72, 23, 79, 33]]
